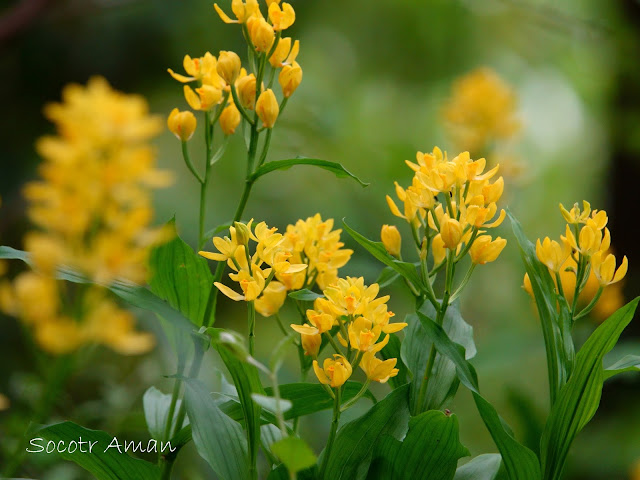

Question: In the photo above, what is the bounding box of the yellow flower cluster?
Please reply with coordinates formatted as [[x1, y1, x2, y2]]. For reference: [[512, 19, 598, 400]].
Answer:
[[278, 214, 353, 291], [168, 0, 302, 137], [199, 220, 307, 316], [291, 277, 406, 386], [524, 201, 628, 319], [442, 67, 520, 154], [0, 78, 166, 354], [386, 147, 507, 266]]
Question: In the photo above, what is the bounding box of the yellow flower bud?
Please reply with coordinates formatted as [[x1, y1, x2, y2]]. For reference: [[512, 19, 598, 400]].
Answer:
[[301, 332, 321, 357], [248, 17, 275, 52], [216, 50, 241, 84], [184, 85, 222, 111], [469, 235, 506, 265], [439, 215, 463, 250], [268, 1, 295, 31], [535, 236, 570, 273], [220, 103, 241, 135], [380, 225, 401, 257], [523, 273, 533, 297], [234, 221, 252, 246], [432, 234, 446, 265], [236, 73, 257, 110], [313, 354, 352, 388], [167, 108, 197, 141], [255, 281, 287, 317], [360, 351, 399, 383], [279, 62, 302, 98], [256, 89, 279, 128]]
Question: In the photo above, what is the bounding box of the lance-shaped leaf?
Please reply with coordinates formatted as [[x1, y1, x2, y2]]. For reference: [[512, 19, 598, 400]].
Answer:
[[36, 421, 160, 480], [342, 221, 425, 292], [604, 354, 640, 380], [183, 379, 249, 480], [454, 454, 503, 480], [249, 157, 369, 187], [149, 220, 214, 327], [540, 298, 639, 480]]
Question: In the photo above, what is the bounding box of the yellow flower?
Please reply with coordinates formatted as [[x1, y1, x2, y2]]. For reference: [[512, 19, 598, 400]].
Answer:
[[469, 235, 507, 265], [248, 17, 275, 52], [432, 234, 446, 265], [564, 221, 603, 257], [380, 224, 401, 257], [269, 38, 299, 68], [220, 103, 241, 135], [256, 89, 279, 128], [279, 62, 302, 98], [313, 354, 352, 388], [168, 52, 218, 84], [323, 277, 382, 317], [236, 71, 257, 110], [216, 50, 242, 84], [443, 67, 520, 153], [347, 317, 387, 352], [535, 236, 570, 272], [439, 214, 463, 250], [360, 351, 399, 383], [590, 251, 628, 286], [255, 281, 287, 317], [184, 84, 223, 111], [268, 1, 295, 31], [301, 332, 321, 357], [167, 108, 197, 141], [214, 0, 261, 24]]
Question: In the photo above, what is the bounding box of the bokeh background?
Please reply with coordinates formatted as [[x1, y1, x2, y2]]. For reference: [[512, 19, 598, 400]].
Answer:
[[1, 0, 640, 478]]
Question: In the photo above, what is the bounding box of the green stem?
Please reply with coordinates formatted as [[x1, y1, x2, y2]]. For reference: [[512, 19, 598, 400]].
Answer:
[[340, 378, 370, 412], [230, 84, 255, 125], [248, 301, 256, 356], [573, 286, 604, 322], [181, 141, 203, 184], [160, 360, 186, 461], [319, 388, 341, 479]]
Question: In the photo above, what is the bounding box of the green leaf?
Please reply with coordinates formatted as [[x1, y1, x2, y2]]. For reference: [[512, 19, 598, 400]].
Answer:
[[454, 454, 503, 480], [36, 421, 160, 480], [403, 303, 476, 412], [149, 220, 214, 326], [508, 210, 568, 404], [251, 394, 293, 414], [379, 333, 408, 389], [217, 346, 265, 478], [288, 289, 323, 302], [604, 354, 640, 379], [540, 297, 639, 480], [183, 379, 249, 480], [142, 386, 187, 441], [270, 334, 297, 373], [342, 221, 425, 292], [271, 437, 317, 474], [416, 312, 541, 480], [249, 157, 369, 187], [322, 384, 410, 480], [375, 266, 401, 288], [368, 410, 469, 480]]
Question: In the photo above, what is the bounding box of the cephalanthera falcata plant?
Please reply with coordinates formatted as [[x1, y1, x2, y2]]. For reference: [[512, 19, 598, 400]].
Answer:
[[0, 1, 637, 479]]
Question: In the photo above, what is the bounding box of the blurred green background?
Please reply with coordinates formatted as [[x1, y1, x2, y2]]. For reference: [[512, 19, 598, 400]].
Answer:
[[1, 0, 640, 478]]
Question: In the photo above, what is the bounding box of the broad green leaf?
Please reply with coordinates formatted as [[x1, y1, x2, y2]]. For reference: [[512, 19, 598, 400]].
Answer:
[[249, 157, 369, 187], [142, 386, 187, 441], [417, 313, 541, 480], [288, 289, 323, 302], [509, 211, 567, 404], [540, 298, 639, 480], [217, 346, 265, 478], [251, 394, 293, 414], [321, 384, 410, 480], [368, 410, 469, 480], [183, 379, 249, 480], [379, 333, 408, 389], [342, 221, 425, 292], [36, 421, 160, 480], [271, 437, 317, 474], [149, 220, 214, 326], [268, 464, 318, 480], [604, 354, 640, 379], [403, 303, 476, 412], [454, 454, 503, 480]]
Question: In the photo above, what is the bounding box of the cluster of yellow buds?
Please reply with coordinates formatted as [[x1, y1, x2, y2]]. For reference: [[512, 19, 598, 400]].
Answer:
[[291, 277, 406, 387], [525, 201, 628, 320], [278, 214, 353, 291], [199, 220, 307, 316], [0, 78, 166, 354], [386, 147, 507, 268], [442, 68, 520, 155], [168, 0, 302, 138]]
